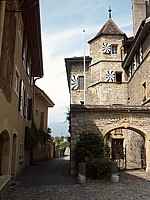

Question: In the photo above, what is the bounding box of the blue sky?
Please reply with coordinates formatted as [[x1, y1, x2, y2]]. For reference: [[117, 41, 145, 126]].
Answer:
[[37, 0, 133, 136]]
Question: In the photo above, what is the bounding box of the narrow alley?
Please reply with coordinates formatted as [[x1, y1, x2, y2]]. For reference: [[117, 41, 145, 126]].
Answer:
[[12, 156, 77, 186]]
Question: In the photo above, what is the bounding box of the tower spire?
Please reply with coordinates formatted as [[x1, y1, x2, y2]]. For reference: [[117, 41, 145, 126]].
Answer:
[[108, 6, 112, 19]]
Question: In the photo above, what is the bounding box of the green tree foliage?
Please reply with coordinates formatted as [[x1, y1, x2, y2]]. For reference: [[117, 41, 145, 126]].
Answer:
[[55, 136, 70, 154], [75, 132, 104, 163], [75, 132, 111, 179], [55, 136, 63, 145], [25, 123, 51, 164], [59, 140, 70, 152]]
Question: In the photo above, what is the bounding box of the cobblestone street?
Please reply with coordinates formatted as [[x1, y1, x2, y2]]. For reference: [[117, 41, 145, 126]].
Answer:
[[7, 157, 150, 200], [7, 172, 150, 200]]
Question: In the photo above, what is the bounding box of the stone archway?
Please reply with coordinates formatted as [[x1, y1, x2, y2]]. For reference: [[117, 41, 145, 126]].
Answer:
[[103, 125, 146, 169], [0, 130, 10, 175], [70, 104, 150, 174]]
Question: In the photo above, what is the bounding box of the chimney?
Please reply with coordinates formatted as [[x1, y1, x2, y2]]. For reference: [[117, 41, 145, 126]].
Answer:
[[132, 0, 150, 35]]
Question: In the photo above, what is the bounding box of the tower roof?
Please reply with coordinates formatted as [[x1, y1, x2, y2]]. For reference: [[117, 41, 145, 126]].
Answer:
[[88, 18, 124, 43]]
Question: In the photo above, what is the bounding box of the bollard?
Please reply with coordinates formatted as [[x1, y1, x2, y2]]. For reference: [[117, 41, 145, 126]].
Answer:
[[111, 160, 119, 182], [78, 162, 86, 184]]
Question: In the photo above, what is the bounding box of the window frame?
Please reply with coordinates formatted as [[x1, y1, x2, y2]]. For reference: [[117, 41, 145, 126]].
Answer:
[[115, 71, 122, 83], [14, 65, 20, 96], [78, 76, 84, 90], [19, 143, 24, 163], [111, 45, 118, 54]]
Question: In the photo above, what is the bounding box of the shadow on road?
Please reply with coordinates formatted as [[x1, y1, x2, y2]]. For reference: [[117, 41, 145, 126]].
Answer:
[[16, 156, 77, 186]]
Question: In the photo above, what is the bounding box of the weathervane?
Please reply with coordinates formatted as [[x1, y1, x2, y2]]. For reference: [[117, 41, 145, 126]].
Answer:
[[108, 6, 112, 19]]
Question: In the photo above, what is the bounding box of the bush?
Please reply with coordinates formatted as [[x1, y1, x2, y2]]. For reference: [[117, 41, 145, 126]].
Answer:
[[85, 157, 111, 179], [75, 132, 111, 179], [75, 132, 104, 163]]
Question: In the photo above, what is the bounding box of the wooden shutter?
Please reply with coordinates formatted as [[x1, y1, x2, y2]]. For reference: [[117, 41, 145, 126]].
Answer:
[[28, 98, 32, 121], [40, 112, 44, 130]]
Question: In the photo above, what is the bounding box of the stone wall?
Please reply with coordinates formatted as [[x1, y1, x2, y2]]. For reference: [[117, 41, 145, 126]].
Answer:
[[70, 105, 150, 175], [0, 10, 16, 103], [128, 35, 150, 105], [89, 35, 123, 65], [70, 62, 89, 104], [87, 82, 128, 105]]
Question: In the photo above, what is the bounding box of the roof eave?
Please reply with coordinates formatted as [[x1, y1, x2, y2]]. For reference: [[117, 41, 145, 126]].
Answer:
[[65, 56, 92, 91], [88, 33, 125, 44], [21, 0, 43, 77], [35, 86, 55, 107], [123, 18, 150, 69]]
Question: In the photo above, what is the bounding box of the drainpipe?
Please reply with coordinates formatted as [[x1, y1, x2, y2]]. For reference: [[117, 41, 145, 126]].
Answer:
[[0, 1, 6, 59]]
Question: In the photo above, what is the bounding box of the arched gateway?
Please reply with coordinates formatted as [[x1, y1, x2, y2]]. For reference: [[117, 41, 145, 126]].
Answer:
[[70, 105, 150, 175]]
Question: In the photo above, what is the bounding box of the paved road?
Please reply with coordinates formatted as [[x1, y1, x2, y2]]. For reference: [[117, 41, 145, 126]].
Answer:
[[7, 157, 150, 200], [13, 156, 77, 186]]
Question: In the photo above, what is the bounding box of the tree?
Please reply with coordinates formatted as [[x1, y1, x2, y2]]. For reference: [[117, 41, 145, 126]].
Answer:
[[55, 136, 70, 155], [75, 132, 104, 163], [59, 140, 70, 154], [25, 123, 49, 164], [75, 132, 111, 179]]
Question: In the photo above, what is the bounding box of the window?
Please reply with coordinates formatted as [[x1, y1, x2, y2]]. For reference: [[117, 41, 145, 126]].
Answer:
[[23, 90, 28, 119], [78, 76, 84, 90], [19, 143, 24, 163], [133, 54, 137, 71], [14, 66, 20, 96], [22, 32, 31, 77], [128, 65, 132, 78], [18, 80, 31, 120], [142, 82, 147, 102], [112, 45, 118, 54], [40, 112, 44, 130], [26, 48, 31, 77], [28, 98, 32, 121], [19, 80, 24, 113], [139, 44, 143, 63], [115, 72, 122, 82]]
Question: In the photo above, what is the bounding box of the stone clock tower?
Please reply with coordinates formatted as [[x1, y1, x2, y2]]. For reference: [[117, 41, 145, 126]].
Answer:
[[86, 9, 128, 105]]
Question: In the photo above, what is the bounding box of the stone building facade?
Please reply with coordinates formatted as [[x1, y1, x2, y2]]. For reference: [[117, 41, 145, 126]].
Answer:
[[0, 0, 54, 197], [65, 0, 150, 175]]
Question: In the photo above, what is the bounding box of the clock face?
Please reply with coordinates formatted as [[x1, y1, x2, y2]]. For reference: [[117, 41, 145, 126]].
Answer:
[[102, 42, 111, 54], [71, 75, 78, 90], [106, 70, 115, 82]]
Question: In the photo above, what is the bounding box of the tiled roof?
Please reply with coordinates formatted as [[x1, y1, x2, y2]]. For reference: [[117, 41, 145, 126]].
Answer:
[[88, 18, 124, 43]]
